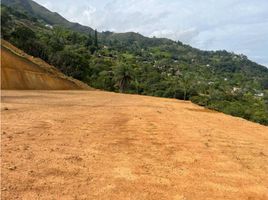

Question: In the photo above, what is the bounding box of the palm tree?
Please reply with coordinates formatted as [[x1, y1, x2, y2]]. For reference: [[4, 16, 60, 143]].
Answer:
[[113, 64, 133, 93]]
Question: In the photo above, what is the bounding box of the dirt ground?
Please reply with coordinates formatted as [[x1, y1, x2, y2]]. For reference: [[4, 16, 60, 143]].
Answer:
[[1, 90, 268, 200]]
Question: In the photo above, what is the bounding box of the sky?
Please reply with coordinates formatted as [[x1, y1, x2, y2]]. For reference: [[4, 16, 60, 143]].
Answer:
[[34, 0, 268, 67]]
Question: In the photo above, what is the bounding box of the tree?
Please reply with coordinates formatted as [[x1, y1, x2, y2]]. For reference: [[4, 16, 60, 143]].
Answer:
[[96, 70, 114, 91], [86, 32, 93, 47], [49, 48, 89, 80], [47, 27, 66, 52], [86, 31, 98, 54], [11, 26, 36, 42], [113, 64, 133, 93], [94, 29, 98, 48], [9, 26, 49, 61], [1, 6, 12, 35], [179, 73, 196, 100], [68, 32, 79, 44]]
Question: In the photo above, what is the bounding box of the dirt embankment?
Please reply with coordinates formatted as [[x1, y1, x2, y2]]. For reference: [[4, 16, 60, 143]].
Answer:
[[1, 40, 91, 90], [1, 90, 268, 200]]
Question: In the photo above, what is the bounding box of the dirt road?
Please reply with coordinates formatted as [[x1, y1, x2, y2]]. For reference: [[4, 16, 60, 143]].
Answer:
[[1, 90, 268, 200]]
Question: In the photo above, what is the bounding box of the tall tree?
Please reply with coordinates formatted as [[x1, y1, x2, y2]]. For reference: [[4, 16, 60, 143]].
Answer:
[[86, 32, 93, 47], [113, 64, 133, 93], [94, 29, 98, 48], [179, 73, 195, 100]]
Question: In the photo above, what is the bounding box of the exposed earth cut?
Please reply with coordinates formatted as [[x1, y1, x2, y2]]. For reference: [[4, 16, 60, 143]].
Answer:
[[1, 40, 90, 90]]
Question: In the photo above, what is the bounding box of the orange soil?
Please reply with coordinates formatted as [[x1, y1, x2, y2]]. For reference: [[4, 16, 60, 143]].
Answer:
[[1, 40, 90, 90], [1, 90, 268, 200]]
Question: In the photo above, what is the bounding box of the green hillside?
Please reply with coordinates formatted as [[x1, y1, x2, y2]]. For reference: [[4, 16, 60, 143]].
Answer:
[[1, 1, 268, 125], [1, 0, 94, 34]]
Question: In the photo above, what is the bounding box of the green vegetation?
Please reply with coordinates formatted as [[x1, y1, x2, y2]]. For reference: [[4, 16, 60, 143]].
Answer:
[[1, 2, 268, 125]]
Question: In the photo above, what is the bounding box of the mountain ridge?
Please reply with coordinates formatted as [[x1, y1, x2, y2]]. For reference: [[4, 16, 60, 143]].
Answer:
[[2, 0, 267, 69], [1, 0, 95, 34]]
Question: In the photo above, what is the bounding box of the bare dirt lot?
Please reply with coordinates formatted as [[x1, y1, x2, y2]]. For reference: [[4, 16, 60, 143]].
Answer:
[[1, 90, 268, 200]]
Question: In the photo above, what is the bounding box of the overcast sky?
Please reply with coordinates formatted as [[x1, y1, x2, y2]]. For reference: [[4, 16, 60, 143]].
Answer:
[[34, 0, 268, 67]]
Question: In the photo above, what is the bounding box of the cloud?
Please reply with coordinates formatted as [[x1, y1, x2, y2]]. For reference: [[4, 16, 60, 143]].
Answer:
[[34, 0, 268, 66]]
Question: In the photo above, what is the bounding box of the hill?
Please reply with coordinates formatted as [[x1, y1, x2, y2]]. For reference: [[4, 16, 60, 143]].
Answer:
[[1, 39, 91, 90], [1, 1, 268, 125], [1, 90, 268, 199], [1, 0, 94, 34]]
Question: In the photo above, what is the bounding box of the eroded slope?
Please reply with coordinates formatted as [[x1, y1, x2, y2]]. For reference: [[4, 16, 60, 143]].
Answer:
[[1, 40, 91, 90]]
